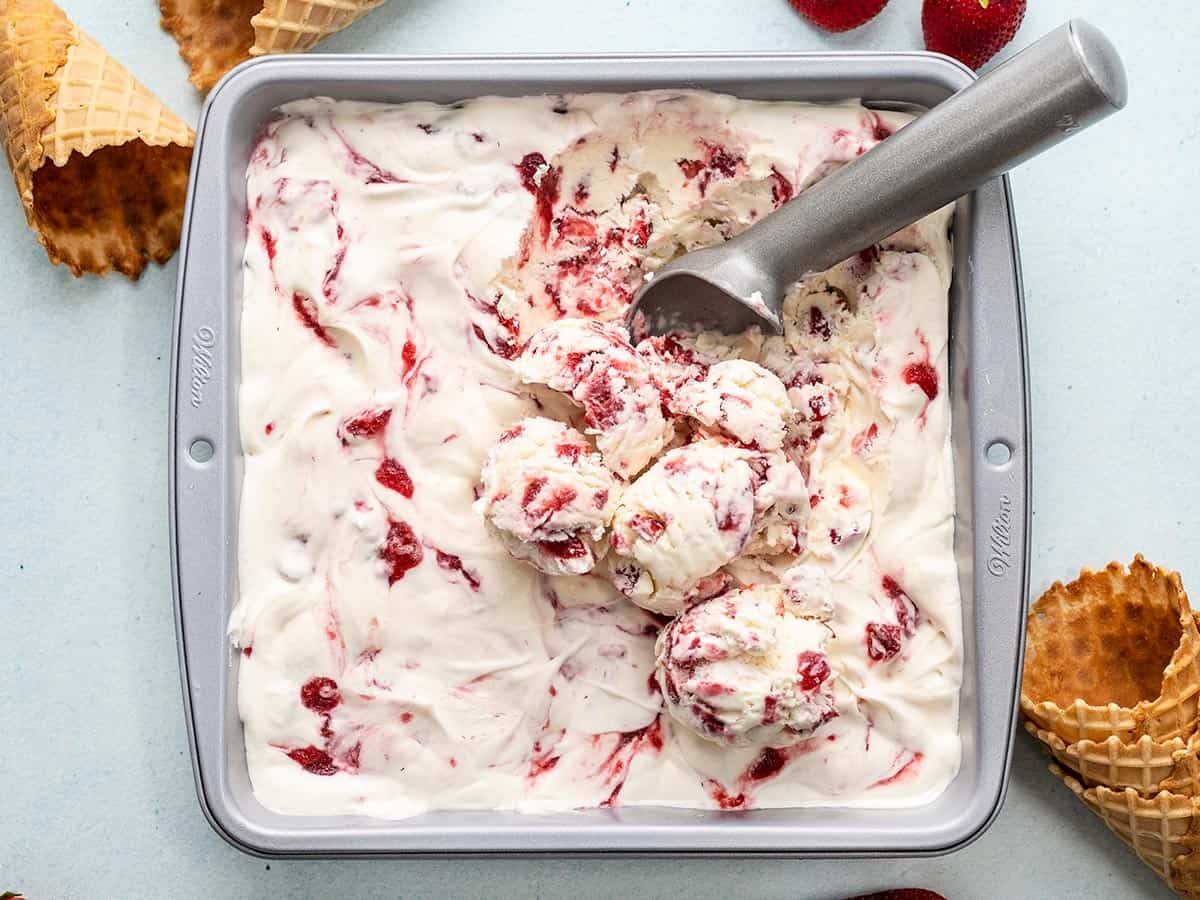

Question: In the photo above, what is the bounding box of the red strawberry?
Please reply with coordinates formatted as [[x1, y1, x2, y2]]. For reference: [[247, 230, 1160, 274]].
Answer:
[[922, 0, 1027, 70], [788, 0, 890, 33]]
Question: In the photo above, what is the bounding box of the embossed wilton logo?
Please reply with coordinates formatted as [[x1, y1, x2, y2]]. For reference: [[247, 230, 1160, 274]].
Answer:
[[987, 494, 1014, 576], [189, 326, 216, 409], [1056, 114, 1081, 135]]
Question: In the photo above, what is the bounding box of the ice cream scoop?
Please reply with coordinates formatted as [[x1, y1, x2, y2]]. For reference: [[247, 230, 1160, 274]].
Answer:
[[628, 19, 1127, 336]]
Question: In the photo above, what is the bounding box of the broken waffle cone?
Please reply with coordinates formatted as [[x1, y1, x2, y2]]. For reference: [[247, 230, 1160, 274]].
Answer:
[[250, 0, 388, 57], [1052, 763, 1200, 895], [160, 0, 388, 93], [158, 0, 262, 94], [1027, 722, 1200, 796], [0, 0, 194, 277], [1021, 556, 1200, 745], [1172, 849, 1200, 897]]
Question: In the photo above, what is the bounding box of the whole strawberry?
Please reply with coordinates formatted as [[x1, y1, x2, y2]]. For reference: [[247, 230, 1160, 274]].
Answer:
[[788, 0, 891, 33], [922, 0, 1027, 69]]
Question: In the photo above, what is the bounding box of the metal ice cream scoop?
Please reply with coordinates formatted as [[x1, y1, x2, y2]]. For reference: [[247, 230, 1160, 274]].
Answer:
[[627, 19, 1127, 337]]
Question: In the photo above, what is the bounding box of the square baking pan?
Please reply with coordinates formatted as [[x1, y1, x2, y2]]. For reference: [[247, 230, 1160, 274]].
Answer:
[[170, 51, 1030, 858]]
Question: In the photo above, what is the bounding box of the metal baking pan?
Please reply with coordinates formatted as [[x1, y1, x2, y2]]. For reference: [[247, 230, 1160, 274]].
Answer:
[[170, 51, 1030, 858]]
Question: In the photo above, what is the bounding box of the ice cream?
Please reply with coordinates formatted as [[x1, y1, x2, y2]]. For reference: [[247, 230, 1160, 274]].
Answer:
[[234, 90, 963, 818], [475, 416, 618, 575], [513, 326, 808, 605], [674, 358, 795, 451], [655, 572, 837, 747], [805, 459, 875, 571], [515, 319, 675, 478], [608, 439, 807, 615]]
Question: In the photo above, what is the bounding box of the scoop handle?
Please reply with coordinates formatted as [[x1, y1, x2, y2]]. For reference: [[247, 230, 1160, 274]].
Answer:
[[737, 19, 1127, 280]]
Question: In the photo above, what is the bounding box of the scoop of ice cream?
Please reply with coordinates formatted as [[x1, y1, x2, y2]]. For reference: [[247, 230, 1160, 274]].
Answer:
[[742, 449, 810, 557], [608, 439, 807, 614], [516, 319, 676, 478], [673, 359, 794, 451], [780, 562, 835, 621], [635, 333, 714, 396], [475, 416, 619, 575], [806, 459, 875, 570], [654, 581, 837, 746]]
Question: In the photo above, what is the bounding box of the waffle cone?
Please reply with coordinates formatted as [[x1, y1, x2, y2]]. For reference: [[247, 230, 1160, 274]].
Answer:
[[1053, 763, 1200, 896], [250, 0, 388, 56], [1021, 556, 1200, 744], [160, 0, 387, 92], [1027, 722, 1200, 796], [0, 0, 194, 277], [1172, 850, 1200, 897]]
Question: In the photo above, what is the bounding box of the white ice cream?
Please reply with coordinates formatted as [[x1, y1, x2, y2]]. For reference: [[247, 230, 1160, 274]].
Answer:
[[674, 358, 794, 450], [234, 91, 962, 818], [516, 319, 674, 478], [608, 439, 806, 615], [655, 576, 837, 747], [475, 416, 618, 575]]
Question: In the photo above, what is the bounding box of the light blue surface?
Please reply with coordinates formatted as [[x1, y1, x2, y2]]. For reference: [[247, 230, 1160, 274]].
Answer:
[[2, 1, 1197, 898]]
